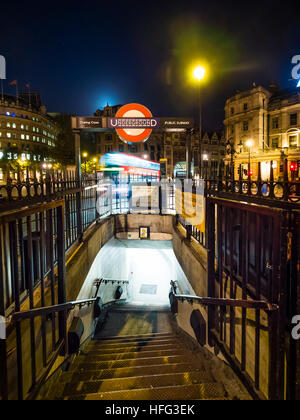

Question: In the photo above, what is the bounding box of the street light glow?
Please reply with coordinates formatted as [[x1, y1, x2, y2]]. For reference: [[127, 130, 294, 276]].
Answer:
[[246, 139, 254, 148], [83, 152, 88, 158], [193, 66, 206, 82]]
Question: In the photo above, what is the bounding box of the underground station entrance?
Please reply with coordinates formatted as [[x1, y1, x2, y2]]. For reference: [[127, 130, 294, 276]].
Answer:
[[1, 105, 298, 402], [57, 227, 252, 401]]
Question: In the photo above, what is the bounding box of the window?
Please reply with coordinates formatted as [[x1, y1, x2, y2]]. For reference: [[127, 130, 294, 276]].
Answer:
[[26, 135, 30, 140], [119, 145, 124, 152], [12, 123, 16, 128], [129, 145, 137, 153], [6, 133, 11, 138], [20, 124, 24, 130], [243, 103, 248, 111], [6, 122, 11, 128], [21, 134, 25, 139], [230, 125, 234, 134], [230, 107, 234, 115], [289, 135, 298, 148], [272, 117, 279, 129], [243, 121, 249, 131], [272, 137, 279, 149], [290, 113, 297, 126], [105, 145, 112, 152], [105, 134, 112, 141]]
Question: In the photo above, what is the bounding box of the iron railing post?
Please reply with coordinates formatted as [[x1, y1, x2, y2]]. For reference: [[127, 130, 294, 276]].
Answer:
[[74, 131, 83, 242], [207, 199, 216, 346], [0, 224, 8, 401], [56, 203, 67, 355]]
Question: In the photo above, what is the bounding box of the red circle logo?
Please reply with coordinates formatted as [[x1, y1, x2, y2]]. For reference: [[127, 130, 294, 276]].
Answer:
[[115, 103, 152, 143]]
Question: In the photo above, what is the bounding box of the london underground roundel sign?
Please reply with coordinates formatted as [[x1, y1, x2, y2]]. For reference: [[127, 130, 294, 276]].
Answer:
[[114, 103, 154, 143]]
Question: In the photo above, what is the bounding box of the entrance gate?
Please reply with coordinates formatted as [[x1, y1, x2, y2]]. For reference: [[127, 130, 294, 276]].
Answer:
[[206, 196, 298, 400]]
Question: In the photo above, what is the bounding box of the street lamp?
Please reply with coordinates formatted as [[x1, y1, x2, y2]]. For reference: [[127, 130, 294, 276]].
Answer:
[[93, 157, 97, 178], [193, 65, 206, 178], [82, 152, 88, 174], [245, 139, 253, 176]]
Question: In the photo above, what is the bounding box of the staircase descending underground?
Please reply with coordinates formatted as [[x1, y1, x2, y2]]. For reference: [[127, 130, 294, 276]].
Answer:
[[45, 304, 251, 400]]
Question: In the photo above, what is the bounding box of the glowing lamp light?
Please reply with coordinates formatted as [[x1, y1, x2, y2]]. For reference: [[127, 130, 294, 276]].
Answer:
[[82, 152, 88, 158], [290, 162, 297, 171], [246, 139, 254, 148], [248, 170, 253, 176], [193, 66, 206, 82]]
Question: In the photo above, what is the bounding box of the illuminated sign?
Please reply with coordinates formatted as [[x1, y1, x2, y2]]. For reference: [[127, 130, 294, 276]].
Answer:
[[139, 226, 150, 239], [175, 182, 205, 232], [108, 117, 159, 129], [114, 103, 154, 143], [74, 117, 102, 129], [160, 117, 194, 129]]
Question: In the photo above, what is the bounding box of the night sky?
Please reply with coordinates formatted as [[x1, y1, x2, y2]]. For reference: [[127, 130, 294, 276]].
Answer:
[[0, 0, 299, 131]]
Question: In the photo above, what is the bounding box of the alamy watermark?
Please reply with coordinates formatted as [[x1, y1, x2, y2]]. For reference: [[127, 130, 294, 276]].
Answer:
[[0, 315, 6, 339], [94, 178, 204, 219], [0, 55, 6, 79], [291, 315, 300, 340]]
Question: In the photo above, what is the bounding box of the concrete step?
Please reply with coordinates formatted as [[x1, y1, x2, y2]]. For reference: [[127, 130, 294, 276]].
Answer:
[[112, 305, 170, 312], [59, 371, 213, 397], [70, 355, 189, 371], [94, 332, 175, 342], [60, 362, 205, 383], [88, 337, 181, 349], [63, 382, 226, 400], [78, 348, 185, 361], [85, 342, 185, 355]]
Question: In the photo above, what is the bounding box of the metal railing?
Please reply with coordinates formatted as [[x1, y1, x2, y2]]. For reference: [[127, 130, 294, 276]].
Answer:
[[169, 281, 280, 400], [201, 159, 300, 207], [1, 273, 128, 400]]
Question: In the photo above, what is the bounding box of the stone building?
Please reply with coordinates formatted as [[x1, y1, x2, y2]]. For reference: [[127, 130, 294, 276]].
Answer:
[[0, 93, 58, 181], [224, 84, 300, 180]]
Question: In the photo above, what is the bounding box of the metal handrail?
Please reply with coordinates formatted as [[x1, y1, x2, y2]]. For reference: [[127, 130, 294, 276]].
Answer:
[[10, 277, 130, 323], [10, 297, 98, 322], [170, 282, 279, 312], [97, 278, 129, 285]]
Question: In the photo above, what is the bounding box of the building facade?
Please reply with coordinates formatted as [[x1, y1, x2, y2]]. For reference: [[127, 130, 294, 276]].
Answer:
[[224, 84, 300, 180], [95, 104, 225, 178], [0, 93, 58, 180]]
